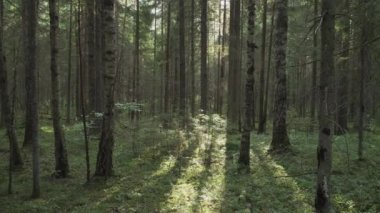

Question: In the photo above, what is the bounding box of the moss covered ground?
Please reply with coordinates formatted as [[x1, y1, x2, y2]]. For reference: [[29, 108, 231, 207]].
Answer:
[[0, 114, 379, 212]]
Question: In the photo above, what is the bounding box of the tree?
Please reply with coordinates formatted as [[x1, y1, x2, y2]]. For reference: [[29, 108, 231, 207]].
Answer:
[[270, 0, 290, 152], [239, 0, 256, 168], [227, 0, 241, 132], [335, 0, 350, 135], [87, 0, 96, 112], [358, 0, 371, 160], [66, 0, 74, 123], [190, 0, 196, 116], [95, 0, 117, 177], [0, 0, 23, 170], [22, 0, 40, 198], [315, 0, 335, 211], [310, 0, 318, 127], [257, 0, 267, 134], [200, 0, 208, 113], [178, 0, 186, 118], [164, 1, 171, 118], [49, 0, 69, 178], [263, 1, 275, 134]]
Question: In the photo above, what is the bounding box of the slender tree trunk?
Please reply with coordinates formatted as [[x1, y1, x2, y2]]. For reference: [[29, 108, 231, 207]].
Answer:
[[77, 2, 91, 182], [0, 0, 23, 171], [310, 0, 318, 127], [336, 0, 350, 135], [315, 0, 335, 211], [95, 0, 116, 177], [270, 0, 290, 152], [190, 0, 195, 116], [239, 0, 256, 168], [22, 0, 40, 198], [358, 0, 370, 160], [152, 0, 157, 115], [263, 2, 275, 133], [87, 0, 96, 112], [49, 0, 69, 178], [200, 0, 208, 113], [258, 0, 267, 134], [66, 0, 73, 124], [164, 2, 171, 118], [227, 0, 241, 132], [178, 0, 186, 118]]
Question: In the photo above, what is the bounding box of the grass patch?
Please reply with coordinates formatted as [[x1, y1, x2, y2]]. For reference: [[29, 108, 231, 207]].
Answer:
[[0, 115, 379, 212]]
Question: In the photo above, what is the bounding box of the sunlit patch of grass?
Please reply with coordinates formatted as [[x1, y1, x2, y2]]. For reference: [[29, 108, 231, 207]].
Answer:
[[40, 126, 54, 133], [0, 115, 379, 212]]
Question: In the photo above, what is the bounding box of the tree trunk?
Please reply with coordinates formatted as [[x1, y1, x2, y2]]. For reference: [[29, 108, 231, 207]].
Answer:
[[22, 0, 40, 198], [190, 0, 195, 116], [87, 0, 96, 113], [227, 0, 241, 132], [336, 0, 350, 135], [0, 0, 23, 170], [77, 2, 91, 182], [310, 0, 318, 127], [178, 0, 186, 118], [200, 0, 208, 113], [270, 0, 290, 152], [164, 2, 171, 118], [95, 0, 117, 177], [239, 0, 256, 168], [66, 0, 73, 124], [358, 0, 371, 160], [263, 2, 275, 134], [49, 0, 69, 178], [258, 0, 267, 134], [315, 0, 335, 211]]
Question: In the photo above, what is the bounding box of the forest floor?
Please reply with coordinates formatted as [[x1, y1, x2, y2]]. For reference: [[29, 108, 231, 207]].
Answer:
[[0, 114, 379, 212]]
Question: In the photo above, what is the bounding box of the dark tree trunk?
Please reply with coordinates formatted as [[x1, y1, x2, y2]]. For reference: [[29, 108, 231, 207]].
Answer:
[[227, 0, 241, 132], [358, 0, 371, 160], [310, 0, 318, 127], [22, 0, 40, 198], [77, 2, 91, 182], [95, 0, 117, 177], [0, 0, 23, 170], [315, 0, 335, 211], [178, 0, 186, 118], [270, 0, 290, 152], [263, 2, 275, 134], [66, 0, 73, 124], [87, 0, 96, 112], [200, 0, 208, 113], [239, 0, 256, 168], [190, 0, 195, 116], [49, 0, 69, 178], [336, 0, 350, 135], [164, 2, 171, 117], [258, 0, 267, 134]]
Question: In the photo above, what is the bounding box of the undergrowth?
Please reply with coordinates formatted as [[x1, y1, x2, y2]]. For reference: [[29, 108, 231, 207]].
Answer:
[[0, 114, 379, 212]]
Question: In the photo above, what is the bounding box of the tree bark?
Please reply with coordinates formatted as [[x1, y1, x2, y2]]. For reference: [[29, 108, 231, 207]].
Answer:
[[22, 0, 40, 198], [178, 0, 186, 118], [200, 0, 208, 113], [0, 0, 23, 170], [263, 2, 275, 134], [310, 0, 318, 127], [315, 0, 335, 211], [239, 0, 256, 168], [270, 0, 290, 152], [336, 0, 350, 135], [95, 0, 117, 177], [66, 0, 73, 124], [227, 0, 241, 132], [190, 0, 195, 116], [258, 0, 267, 134], [49, 0, 69, 178]]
